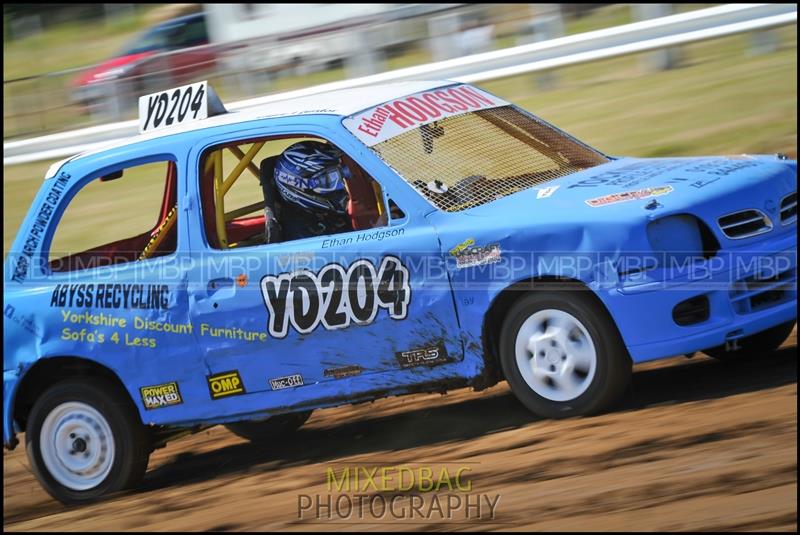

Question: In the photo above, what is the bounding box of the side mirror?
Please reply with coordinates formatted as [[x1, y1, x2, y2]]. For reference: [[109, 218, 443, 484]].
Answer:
[[100, 170, 123, 182]]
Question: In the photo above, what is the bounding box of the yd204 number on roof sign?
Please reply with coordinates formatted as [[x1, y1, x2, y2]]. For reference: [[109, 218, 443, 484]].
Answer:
[[261, 256, 411, 338], [139, 81, 207, 134]]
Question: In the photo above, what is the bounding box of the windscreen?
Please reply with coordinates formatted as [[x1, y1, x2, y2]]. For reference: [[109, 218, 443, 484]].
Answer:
[[366, 105, 609, 212]]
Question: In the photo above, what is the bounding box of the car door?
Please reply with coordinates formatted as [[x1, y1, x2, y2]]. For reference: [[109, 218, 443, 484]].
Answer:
[[184, 125, 463, 401]]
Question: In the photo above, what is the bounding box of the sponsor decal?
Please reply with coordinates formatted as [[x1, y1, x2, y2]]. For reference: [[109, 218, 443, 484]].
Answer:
[[269, 374, 304, 390], [396, 342, 449, 369], [207, 370, 246, 399], [49, 283, 170, 310], [261, 256, 410, 338], [12, 172, 70, 283], [344, 84, 509, 146], [585, 185, 673, 207], [449, 238, 475, 257], [568, 160, 686, 189], [140, 382, 183, 410], [450, 242, 502, 269], [323, 365, 364, 379], [536, 185, 560, 199]]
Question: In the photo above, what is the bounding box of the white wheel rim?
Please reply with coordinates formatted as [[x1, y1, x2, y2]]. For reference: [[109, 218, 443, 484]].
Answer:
[[39, 402, 115, 491], [514, 309, 597, 402]]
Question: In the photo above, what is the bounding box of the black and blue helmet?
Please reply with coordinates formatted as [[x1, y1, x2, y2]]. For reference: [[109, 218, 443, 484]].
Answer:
[[274, 141, 351, 214]]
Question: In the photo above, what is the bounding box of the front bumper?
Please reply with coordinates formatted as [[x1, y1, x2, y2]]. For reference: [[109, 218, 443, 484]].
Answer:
[[604, 233, 797, 363]]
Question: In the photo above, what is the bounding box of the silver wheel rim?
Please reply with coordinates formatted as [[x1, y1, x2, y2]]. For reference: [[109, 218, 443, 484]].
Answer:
[[514, 309, 597, 402], [39, 402, 115, 491]]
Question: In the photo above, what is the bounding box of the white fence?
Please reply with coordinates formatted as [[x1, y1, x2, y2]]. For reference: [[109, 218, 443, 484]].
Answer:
[[3, 3, 796, 166]]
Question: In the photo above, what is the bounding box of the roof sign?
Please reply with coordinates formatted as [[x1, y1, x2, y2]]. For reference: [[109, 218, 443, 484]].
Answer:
[[138, 80, 227, 134], [343, 84, 509, 146]]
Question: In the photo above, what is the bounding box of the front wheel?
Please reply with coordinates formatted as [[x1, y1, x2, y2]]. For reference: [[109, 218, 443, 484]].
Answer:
[[499, 289, 632, 419], [26, 379, 151, 505]]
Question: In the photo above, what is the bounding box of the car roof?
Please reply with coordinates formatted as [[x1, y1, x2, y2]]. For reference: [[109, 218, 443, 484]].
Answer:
[[63, 80, 459, 167]]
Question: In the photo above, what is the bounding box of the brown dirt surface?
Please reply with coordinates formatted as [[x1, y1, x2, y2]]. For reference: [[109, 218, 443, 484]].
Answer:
[[3, 328, 797, 531]]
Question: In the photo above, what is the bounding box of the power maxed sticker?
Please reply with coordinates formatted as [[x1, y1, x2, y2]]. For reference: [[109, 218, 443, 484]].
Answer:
[[140, 382, 183, 410], [207, 370, 246, 399], [260, 256, 410, 338]]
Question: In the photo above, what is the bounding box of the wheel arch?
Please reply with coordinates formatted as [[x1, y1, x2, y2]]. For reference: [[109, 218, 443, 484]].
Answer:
[[480, 275, 621, 384], [12, 356, 141, 437]]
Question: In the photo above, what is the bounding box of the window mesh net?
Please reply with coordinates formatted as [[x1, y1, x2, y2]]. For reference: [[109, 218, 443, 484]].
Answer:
[[369, 106, 608, 212]]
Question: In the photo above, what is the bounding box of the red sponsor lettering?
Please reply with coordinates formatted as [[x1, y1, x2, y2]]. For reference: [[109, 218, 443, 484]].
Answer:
[[423, 92, 454, 113], [458, 85, 495, 106], [435, 90, 468, 112], [393, 100, 426, 122], [448, 86, 480, 108], [384, 102, 416, 128], [407, 96, 442, 119], [357, 124, 378, 137]]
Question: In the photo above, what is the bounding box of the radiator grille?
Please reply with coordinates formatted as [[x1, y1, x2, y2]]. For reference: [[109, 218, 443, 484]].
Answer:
[[780, 191, 797, 225], [369, 106, 608, 212], [717, 209, 772, 239]]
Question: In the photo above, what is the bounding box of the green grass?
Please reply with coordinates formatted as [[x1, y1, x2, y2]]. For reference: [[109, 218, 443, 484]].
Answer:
[[4, 4, 727, 138], [3, 26, 796, 254], [3, 6, 167, 79]]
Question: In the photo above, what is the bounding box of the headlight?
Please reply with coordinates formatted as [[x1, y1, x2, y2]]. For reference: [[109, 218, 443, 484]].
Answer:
[[646, 214, 719, 270]]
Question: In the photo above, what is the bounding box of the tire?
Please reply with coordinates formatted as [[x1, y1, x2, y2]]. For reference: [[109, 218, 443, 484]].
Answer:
[[225, 411, 313, 443], [498, 289, 632, 419], [703, 321, 796, 362], [25, 378, 150, 505]]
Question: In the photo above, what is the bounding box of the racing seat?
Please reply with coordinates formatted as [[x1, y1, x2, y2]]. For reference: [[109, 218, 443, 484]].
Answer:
[[340, 155, 385, 231]]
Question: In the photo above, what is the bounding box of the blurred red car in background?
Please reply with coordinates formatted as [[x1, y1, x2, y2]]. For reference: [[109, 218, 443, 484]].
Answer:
[[72, 12, 217, 110]]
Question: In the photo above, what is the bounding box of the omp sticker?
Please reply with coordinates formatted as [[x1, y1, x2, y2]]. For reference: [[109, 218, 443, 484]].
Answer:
[[585, 186, 673, 207], [140, 382, 182, 410], [207, 370, 246, 399], [536, 185, 560, 199], [344, 84, 509, 146], [396, 343, 449, 369], [269, 374, 304, 390], [260, 256, 410, 339]]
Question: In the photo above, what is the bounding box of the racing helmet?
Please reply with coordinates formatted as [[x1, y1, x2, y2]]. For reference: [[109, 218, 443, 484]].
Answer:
[[273, 141, 351, 215]]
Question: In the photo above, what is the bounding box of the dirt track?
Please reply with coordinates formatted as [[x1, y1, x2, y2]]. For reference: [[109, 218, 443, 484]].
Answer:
[[3, 329, 797, 532]]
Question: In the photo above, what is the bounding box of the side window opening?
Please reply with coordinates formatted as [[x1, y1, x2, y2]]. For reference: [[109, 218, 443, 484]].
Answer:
[[49, 160, 178, 273], [388, 198, 406, 221], [200, 135, 389, 250]]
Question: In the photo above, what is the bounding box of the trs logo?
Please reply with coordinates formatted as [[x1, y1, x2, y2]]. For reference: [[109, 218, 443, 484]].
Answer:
[[395, 343, 449, 369], [207, 370, 246, 399]]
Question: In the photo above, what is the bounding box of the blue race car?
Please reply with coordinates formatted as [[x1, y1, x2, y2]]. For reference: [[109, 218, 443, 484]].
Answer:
[[4, 80, 796, 504]]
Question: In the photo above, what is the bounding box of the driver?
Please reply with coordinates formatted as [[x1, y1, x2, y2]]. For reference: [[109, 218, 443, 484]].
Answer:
[[271, 141, 354, 241]]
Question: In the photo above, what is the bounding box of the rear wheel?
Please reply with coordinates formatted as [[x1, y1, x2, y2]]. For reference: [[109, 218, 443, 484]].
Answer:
[[26, 378, 150, 505], [225, 411, 313, 443], [499, 289, 632, 418], [704, 321, 795, 362]]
